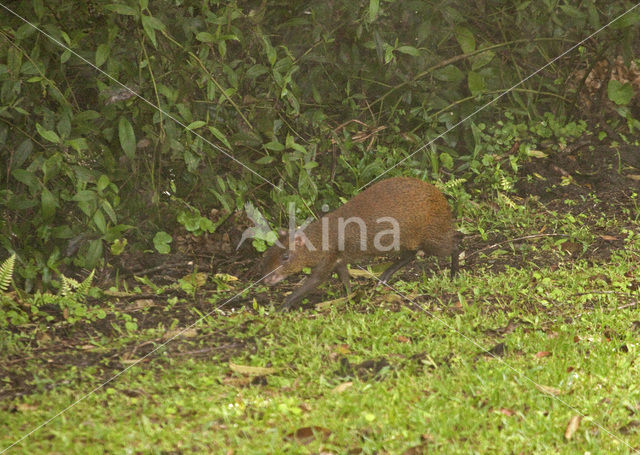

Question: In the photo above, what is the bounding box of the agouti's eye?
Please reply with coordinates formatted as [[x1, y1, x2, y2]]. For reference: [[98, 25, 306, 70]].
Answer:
[[282, 252, 290, 262]]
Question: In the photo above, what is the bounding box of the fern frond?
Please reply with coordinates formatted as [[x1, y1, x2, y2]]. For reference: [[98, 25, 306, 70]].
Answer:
[[0, 253, 16, 292], [442, 178, 467, 189], [76, 270, 95, 300], [499, 192, 517, 209], [60, 274, 80, 296]]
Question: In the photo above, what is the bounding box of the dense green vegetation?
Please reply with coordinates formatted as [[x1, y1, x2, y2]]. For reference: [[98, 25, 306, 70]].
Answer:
[[2, 1, 640, 453], [0, 0, 638, 286]]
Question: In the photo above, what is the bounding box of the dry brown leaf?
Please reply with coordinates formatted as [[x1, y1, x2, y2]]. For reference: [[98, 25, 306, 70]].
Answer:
[[221, 376, 252, 387], [498, 408, 515, 416], [599, 235, 619, 241], [285, 426, 331, 445], [347, 268, 381, 278], [332, 382, 353, 393], [396, 335, 411, 343], [526, 149, 548, 158], [181, 272, 208, 287], [127, 299, 154, 311], [315, 295, 349, 310], [535, 384, 563, 396], [16, 403, 38, 412], [534, 351, 551, 359], [162, 327, 198, 341], [564, 415, 582, 440], [229, 361, 277, 376]]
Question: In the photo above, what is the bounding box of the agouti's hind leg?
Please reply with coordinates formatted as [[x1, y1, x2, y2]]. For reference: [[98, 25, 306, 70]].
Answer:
[[334, 261, 351, 296], [379, 250, 416, 283]]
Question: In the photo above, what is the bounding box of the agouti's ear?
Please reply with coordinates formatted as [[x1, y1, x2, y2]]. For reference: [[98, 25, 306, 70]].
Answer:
[[278, 228, 288, 238], [293, 231, 305, 247]]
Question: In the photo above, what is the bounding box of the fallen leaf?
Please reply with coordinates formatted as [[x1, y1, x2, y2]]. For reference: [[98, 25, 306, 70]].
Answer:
[[126, 299, 154, 311], [564, 415, 582, 440], [214, 273, 238, 282], [498, 408, 515, 416], [162, 327, 198, 341], [348, 268, 381, 278], [534, 351, 551, 358], [536, 384, 563, 396], [315, 295, 349, 310], [229, 362, 277, 376], [332, 382, 353, 393], [396, 335, 411, 343], [221, 376, 252, 387], [599, 235, 619, 241], [181, 272, 208, 287], [16, 403, 38, 412], [627, 174, 640, 181], [527, 149, 548, 158], [285, 426, 331, 445]]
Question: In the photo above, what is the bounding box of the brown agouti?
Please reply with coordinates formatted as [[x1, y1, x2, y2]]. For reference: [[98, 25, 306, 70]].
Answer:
[[262, 177, 458, 309]]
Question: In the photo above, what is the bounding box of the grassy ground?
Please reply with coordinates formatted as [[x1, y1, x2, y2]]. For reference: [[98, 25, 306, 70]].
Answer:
[[2, 142, 640, 453], [2, 248, 640, 452]]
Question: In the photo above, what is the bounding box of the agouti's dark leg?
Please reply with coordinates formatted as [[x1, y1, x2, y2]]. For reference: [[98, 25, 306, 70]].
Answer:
[[281, 265, 333, 311], [450, 231, 461, 278], [334, 261, 351, 296], [379, 250, 416, 283], [450, 246, 459, 278]]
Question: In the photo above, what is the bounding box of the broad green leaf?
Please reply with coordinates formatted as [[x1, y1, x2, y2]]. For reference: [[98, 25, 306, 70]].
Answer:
[[433, 65, 465, 83], [96, 44, 110, 67], [208, 126, 231, 149], [468, 71, 485, 95], [455, 26, 476, 53], [73, 190, 97, 202], [439, 152, 454, 170], [101, 200, 118, 223], [141, 15, 158, 47], [153, 231, 172, 254], [471, 50, 495, 70], [368, 0, 379, 23], [263, 37, 276, 65], [396, 46, 420, 56], [97, 174, 110, 193], [67, 138, 89, 152], [93, 210, 107, 234], [611, 11, 640, 29], [264, 141, 285, 151], [607, 80, 633, 105], [36, 123, 61, 144], [186, 120, 206, 130], [118, 117, 136, 159], [245, 64, 269, 79], [41, 188, 56, 220], [255, 156, 275, 165], [196, 32, 215, 43], [11, 169, 38, 190], [84, 239, 104, 268], [105, 4, 138, 16]]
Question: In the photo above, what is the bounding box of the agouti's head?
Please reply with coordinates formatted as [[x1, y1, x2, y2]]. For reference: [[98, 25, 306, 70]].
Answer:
[[262, 228, 314, 285]]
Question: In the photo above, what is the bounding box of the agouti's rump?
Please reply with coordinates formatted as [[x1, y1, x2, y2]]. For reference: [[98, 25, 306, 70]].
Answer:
[[262, 177, 458, 309]]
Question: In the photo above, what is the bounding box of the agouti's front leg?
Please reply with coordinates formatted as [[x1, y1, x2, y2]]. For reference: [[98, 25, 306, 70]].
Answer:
[[280, 262, 334, 311]]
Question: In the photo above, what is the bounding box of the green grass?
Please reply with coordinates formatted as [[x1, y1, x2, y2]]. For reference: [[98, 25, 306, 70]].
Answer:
[[2, 254, 640, 454], [2, 194, 640, 454]]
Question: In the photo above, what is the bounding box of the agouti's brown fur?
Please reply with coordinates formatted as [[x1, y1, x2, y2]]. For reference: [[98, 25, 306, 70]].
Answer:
[[262, 177, 458, 309]]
